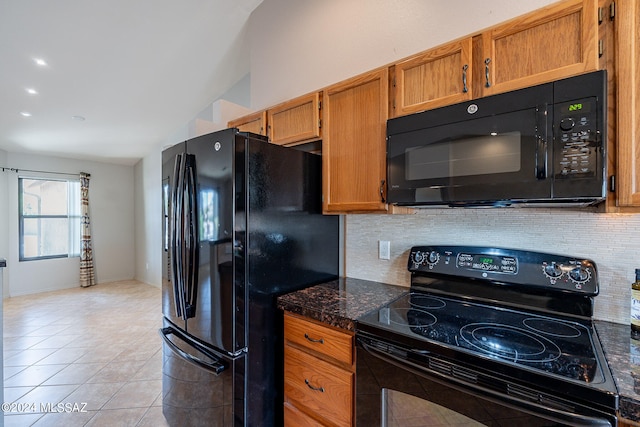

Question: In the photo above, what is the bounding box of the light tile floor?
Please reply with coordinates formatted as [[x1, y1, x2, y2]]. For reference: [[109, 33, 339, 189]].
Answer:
[[3, 280, 169, 427]]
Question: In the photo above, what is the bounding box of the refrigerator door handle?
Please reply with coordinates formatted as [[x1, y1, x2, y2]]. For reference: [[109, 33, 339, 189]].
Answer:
[[184, 154, 199, 319], [159, 327, 227, 375], [171, 154, 186, 319]]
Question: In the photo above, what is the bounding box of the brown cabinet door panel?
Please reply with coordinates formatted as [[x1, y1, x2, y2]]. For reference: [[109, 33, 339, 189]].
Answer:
[[480, 0, 598, 96], [285, 314, 353, 366], [323, 69, 388, 213], [393, 37, 473, 116], [268, 92, 321, 145], [284, 345, 353, 427], [615, 0, 640, 207], [284, 402, 326, 427], [228, 111, 267, 136]]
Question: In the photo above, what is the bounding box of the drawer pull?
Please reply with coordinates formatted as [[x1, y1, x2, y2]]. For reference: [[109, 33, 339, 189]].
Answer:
[[304, 333, 324, 344], [304, 379, 325, 393]]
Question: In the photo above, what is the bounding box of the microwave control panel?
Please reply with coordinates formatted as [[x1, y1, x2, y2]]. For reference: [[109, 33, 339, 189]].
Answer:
[[554, 97, 599, 178]]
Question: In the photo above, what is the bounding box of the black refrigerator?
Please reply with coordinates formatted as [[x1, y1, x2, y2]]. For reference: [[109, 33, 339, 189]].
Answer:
[[160, 129, 339, 426]]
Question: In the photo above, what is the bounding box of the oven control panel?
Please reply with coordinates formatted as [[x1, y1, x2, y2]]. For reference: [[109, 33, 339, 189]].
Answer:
[[409, 245, 598, 296]]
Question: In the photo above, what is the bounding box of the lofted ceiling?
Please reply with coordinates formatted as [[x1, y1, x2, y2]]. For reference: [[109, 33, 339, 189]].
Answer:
[[0, 0, 262, 166]]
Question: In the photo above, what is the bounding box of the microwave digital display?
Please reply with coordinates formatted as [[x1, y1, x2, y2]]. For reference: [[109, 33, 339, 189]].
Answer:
[[563, 101, 591, 114]]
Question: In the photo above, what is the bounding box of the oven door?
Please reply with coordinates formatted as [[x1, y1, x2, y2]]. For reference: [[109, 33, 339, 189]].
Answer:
[[386, 95, 552, 207], [356, 335, 616, 427]]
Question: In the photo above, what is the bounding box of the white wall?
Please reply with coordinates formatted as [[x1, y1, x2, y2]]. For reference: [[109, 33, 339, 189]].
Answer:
[[248, 0, 557, 109], [245, 0, 637, 325], [0, 149, 8, 297], [134, 149, 162, 287], [5, 152, 135, 296]]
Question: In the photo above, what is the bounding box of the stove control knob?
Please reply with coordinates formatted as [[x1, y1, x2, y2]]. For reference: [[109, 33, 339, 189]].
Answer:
[[427, 251, 440, 265], [569, 266, 591, 284], [543, 262, 563, 279], [412, 251, 425, 265]]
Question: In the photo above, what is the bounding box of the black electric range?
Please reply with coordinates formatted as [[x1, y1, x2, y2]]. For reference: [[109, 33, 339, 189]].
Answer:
[[356, 246, 618, 426]]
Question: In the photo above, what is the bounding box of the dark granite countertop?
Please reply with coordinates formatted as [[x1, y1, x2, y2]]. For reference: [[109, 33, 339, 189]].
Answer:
[[277, 277, 407, 331], [596, 320, 640, 423]]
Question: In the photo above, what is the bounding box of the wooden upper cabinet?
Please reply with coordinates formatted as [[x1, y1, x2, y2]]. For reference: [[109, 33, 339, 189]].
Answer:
[[613, 0, 640, 208], [479, 0, 599, 97], [228, 110, 267, 136], [392, 38, 473, 117], [268, 92, 322, 145], [323, 69, 389, 213]]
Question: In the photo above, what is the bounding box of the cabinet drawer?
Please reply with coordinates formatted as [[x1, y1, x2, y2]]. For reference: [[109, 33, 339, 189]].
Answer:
[[284, 345, 353, 427], [284, 402, 325, 427], [284, 314, 353, 365]]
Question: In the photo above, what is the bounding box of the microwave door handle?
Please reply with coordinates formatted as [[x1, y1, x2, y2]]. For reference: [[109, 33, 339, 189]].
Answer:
[[536, 105, 549, 179], [536, 135, 547, 179]]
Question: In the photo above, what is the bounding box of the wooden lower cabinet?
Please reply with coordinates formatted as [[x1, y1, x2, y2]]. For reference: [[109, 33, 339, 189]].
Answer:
[[283, 313, 355, 427], [284, 402, 325, 427]]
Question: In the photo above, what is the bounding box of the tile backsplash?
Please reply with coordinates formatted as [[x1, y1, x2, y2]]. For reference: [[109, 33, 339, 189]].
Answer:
[[345, 209, 640, 325]]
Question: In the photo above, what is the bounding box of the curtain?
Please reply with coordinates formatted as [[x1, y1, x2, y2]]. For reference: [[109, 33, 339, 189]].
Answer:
[[79, 172, 96, 287]]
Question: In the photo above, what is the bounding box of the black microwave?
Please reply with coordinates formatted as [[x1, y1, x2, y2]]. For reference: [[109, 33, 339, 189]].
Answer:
[[386, 70, 607, 207]]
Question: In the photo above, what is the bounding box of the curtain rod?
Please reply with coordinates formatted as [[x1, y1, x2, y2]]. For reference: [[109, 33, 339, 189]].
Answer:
[[1, 167, 87, 177]]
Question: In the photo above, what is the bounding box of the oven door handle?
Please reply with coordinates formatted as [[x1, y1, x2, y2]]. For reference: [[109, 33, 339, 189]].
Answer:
[[358, 340, 613, 427]]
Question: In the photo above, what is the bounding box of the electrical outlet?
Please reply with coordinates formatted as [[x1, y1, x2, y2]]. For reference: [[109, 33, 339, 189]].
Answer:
[[379, 240, 391, 260]]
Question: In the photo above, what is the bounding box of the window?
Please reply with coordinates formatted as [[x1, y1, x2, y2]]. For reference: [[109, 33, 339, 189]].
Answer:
[[19, 177, 81, 261]]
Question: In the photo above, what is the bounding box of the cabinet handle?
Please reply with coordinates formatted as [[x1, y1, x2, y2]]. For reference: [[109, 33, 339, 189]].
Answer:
[[304, 333, 324, 344], [305, 379, 325, 393], [484, 58, 492, 88], [462, 64, 469, 93]]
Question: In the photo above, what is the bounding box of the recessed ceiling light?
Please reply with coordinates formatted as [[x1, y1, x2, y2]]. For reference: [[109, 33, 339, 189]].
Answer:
[[20, 112, 32, 117], [26, 88, 38, 95], [71, 115, 86, 121], [34, 58, 47, 67]]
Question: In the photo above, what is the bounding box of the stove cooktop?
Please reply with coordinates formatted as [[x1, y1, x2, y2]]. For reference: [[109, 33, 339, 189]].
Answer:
[[357, 245, 618, 413], [361, 291, 603, 383]]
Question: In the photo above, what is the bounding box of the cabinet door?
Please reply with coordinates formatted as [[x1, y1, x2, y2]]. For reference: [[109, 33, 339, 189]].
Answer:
[[268, 92, 321, 145], [284, 402, 325, 427], [284, 345, 353, 427], [480, 0, 598, 96], [614, 0, 640, 207], [228, 111, 267, 136], [323, 69, 388, 213], [393, 38, 473, 117]]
